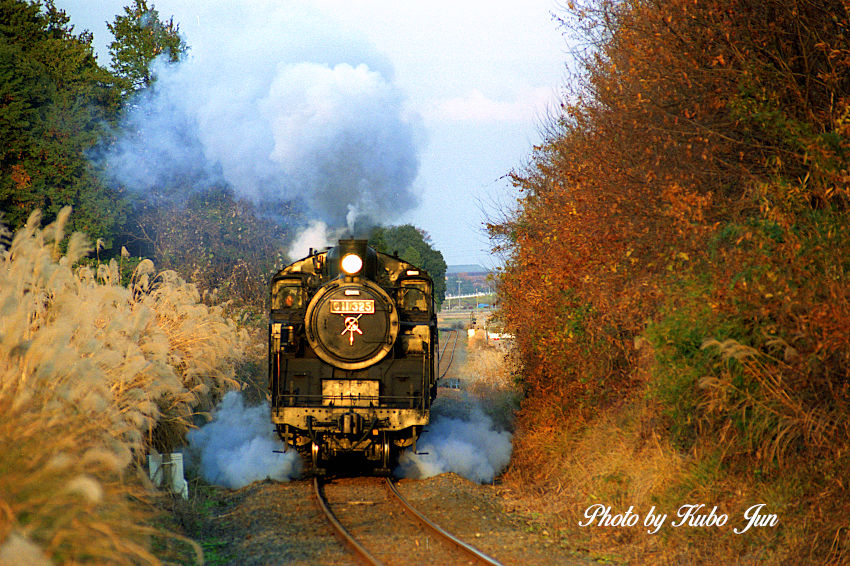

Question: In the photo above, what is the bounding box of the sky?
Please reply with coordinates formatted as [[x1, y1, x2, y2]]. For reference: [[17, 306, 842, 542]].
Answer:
[[54, 0, 570, 268]]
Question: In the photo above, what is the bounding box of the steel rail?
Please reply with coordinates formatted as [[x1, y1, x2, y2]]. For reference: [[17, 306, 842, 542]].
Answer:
[[312, 477, 385, 566], [438, 329, 459, 380], [439, 328, 456, 359], [384, 478, 505, 566]]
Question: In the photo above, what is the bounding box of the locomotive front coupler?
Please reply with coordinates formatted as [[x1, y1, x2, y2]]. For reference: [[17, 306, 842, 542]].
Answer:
[[338, 412, 364, 435]]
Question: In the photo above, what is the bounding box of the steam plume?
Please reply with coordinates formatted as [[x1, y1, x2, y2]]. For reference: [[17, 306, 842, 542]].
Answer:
[[104, 1, 421, 228], [396, 399, 513, 483], [286, 220, 338, 261], [186, 391, 300, 488]]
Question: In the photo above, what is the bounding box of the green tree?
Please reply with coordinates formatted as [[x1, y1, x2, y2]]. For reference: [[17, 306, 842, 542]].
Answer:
[[0, 0, 125, 242], [370, 224, 447, 305], [107, 0, 185, 96]]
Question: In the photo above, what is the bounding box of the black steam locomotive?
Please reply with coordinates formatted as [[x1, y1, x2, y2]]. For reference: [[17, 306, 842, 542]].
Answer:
[[268, 239, 438, 473]]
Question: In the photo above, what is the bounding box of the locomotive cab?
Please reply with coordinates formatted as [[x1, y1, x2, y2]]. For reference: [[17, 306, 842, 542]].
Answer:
[[268, 239, 438, 473]]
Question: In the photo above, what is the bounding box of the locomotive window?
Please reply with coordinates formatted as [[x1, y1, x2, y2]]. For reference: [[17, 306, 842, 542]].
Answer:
[[272, 280, 304, 309], [399, 281, 429, 312]]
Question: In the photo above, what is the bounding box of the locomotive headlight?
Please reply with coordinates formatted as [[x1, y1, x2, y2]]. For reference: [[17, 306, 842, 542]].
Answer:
[[341, 253, 363, 275]]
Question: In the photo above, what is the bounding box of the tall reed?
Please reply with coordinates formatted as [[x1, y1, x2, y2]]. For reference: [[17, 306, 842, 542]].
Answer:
[[0, 208, 249, 563]]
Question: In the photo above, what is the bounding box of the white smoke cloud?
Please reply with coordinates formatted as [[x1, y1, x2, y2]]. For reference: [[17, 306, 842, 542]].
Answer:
[[104, 1, 421, 227], [186, 391, 301, 488], [285, 219, 345, 261], [396, 402, 513, 484]]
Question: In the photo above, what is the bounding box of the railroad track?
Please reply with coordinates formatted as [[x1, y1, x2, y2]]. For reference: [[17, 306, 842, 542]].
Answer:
[[313, 476, 504, 566], [439, 328, 459, 380]]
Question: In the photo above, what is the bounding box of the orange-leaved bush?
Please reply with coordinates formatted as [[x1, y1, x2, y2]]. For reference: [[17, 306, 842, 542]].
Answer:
[[492, 0, 850, 561]]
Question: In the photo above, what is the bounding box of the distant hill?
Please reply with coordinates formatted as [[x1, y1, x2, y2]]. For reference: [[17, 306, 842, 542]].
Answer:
[[446, 264, 489, 275], [446, 265, 491, 295]]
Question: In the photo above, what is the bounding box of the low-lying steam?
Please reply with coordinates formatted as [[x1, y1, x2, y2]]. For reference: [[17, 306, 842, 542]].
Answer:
[[396, 398, 513, 484], [187, 392, 512, 488], [186, 391, 300, 488]]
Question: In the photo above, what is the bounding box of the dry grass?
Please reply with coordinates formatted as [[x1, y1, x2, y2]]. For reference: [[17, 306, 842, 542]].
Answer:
[[0, 208, 249, 563], [502, 395, 688, 562], [502, 395, 807, 564], [699, 338, 843, 467], [503, 332, 849, 564], [463, 340, 522, 432]]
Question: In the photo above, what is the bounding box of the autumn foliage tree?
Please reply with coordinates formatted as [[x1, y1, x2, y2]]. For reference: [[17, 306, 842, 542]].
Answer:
[[493, 0, 850, 560]]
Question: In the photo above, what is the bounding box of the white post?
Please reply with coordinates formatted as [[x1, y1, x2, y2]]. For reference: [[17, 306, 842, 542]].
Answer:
[[148, 452, 189, 499]]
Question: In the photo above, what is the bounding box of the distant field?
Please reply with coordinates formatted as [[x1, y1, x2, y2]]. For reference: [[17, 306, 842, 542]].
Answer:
[[437, 308, 493, 327], [441, 293, 497, 310]]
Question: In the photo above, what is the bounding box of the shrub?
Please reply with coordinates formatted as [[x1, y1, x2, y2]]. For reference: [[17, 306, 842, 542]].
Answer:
[[491, 0, 850, 561]]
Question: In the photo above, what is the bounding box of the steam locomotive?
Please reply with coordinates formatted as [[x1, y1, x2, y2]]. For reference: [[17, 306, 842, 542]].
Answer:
[[268, 239, 438, 473]]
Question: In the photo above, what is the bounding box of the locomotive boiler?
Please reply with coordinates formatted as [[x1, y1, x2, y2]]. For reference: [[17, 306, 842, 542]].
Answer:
[[269, 239, 438, 473]]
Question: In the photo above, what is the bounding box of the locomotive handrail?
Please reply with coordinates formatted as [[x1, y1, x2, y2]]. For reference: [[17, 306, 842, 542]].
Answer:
[[278, 394, 426, 403]]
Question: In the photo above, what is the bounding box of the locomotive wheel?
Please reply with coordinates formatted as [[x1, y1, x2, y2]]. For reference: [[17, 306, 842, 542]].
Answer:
[[375, 433, 394, 476]]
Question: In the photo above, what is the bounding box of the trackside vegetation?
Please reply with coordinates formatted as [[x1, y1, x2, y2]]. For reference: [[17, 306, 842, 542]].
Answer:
[[0, 209, 249, 563], [491, 0, 850, 562]]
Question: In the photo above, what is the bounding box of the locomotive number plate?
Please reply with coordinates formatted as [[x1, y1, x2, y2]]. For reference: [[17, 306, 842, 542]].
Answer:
[[330, 299, 374, 314]]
